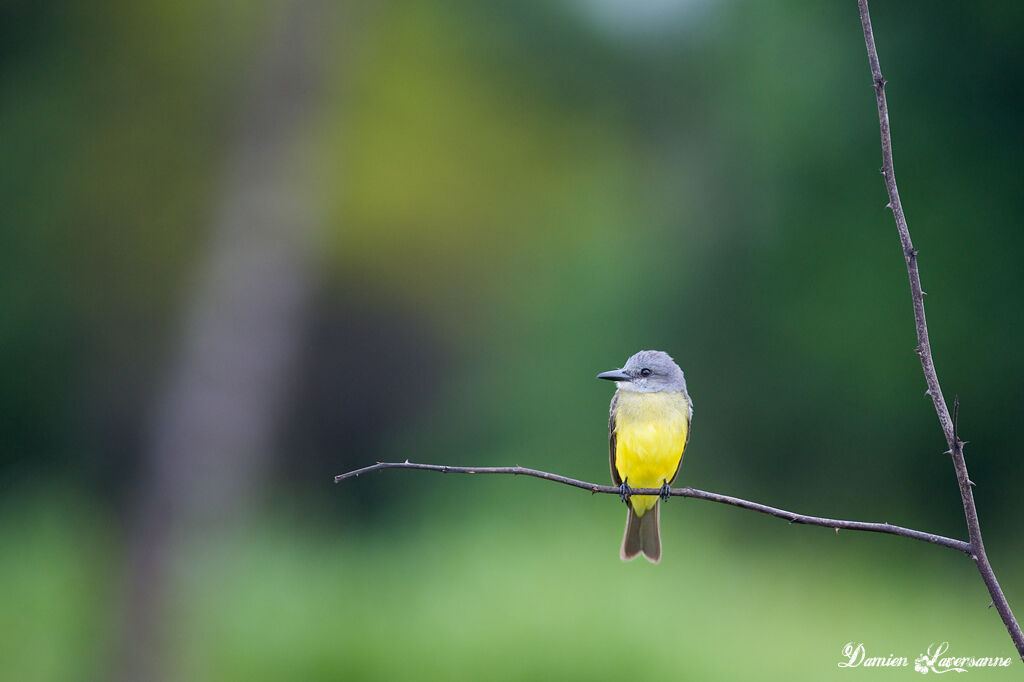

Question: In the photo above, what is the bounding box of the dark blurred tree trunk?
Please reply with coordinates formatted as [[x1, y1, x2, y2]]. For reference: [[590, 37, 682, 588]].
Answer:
[[113, 1, 335, 679]]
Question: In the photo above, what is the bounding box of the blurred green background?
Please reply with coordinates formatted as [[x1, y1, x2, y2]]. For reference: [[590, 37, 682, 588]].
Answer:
[[2, 0, 1023, 679]]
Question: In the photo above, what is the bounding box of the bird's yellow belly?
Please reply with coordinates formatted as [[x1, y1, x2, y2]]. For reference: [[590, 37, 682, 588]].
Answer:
[[614, 391, 690, 516]]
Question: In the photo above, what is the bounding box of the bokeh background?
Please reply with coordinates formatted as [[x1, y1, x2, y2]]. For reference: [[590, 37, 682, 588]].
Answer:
[[3, 0, 1023, 679]]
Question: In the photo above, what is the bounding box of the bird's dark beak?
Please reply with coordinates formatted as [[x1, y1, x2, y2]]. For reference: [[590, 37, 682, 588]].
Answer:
[[596, 369, 631, 382]]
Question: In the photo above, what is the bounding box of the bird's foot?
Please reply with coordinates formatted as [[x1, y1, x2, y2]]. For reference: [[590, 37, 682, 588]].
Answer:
[[619, 481, 632, 504], [659, 481, 672, 502]]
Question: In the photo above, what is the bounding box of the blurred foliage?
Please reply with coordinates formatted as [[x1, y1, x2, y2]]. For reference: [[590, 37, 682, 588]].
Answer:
[[2, 492, 1022, 681], [2, 0, 1024, 679]]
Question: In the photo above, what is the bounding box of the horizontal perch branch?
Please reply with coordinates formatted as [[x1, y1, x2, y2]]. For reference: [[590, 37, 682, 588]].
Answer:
[[335, 460, 971, 554]]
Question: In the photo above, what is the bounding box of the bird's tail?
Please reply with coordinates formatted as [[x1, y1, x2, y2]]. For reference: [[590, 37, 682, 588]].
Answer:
[[620, 502, 661, 563]]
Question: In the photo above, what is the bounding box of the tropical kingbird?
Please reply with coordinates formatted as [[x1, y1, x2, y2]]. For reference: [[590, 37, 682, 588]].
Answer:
[[598, 350, 692, 563]]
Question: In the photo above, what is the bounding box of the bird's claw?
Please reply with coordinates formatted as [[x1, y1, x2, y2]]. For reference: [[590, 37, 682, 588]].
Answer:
[[659, 481, 672, 502], [619, 481, 632, 504]]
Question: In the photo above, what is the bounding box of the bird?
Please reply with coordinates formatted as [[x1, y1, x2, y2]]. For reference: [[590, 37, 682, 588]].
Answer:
[[597, 350, 692, 563]]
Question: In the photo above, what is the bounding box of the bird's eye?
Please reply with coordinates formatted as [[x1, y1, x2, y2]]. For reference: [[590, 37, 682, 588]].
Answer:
[[640, 368, 652, 377]]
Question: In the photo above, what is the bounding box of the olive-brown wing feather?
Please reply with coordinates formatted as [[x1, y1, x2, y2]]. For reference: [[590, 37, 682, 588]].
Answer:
[[608, 392, 621, 487], [667, 395, 692, 486]]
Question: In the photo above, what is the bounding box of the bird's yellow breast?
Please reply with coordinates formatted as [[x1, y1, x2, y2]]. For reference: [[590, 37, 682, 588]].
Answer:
[[614, 391, 690, 516]]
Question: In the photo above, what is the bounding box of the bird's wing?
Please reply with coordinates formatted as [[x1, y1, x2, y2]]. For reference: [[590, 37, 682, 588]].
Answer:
[[608, 392, 621, 487], [668, 395, 692, 486]]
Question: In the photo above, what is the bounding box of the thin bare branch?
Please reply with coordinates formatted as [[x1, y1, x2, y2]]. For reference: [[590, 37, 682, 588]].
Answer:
[[858, 0, 1024, 660], [336, 461, 970, 554]]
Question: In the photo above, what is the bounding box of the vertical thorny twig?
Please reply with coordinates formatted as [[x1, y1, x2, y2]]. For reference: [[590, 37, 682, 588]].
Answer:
[[857, 0, 1024, 660]]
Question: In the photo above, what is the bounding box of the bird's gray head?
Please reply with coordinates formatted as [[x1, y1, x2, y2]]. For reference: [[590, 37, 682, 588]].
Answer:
[[596, 350, 687, 394]]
